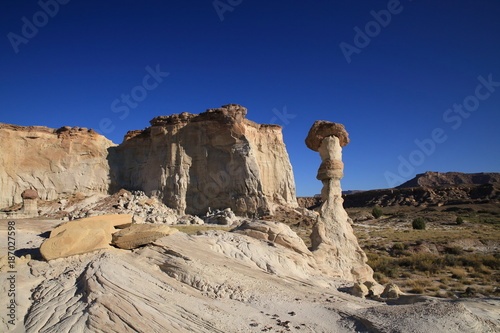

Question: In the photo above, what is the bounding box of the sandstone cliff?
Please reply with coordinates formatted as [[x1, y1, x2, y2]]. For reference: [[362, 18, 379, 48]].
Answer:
[[110, 104, 297, 216], [1, 105, 297, 216], [0, 124, 114, 208]]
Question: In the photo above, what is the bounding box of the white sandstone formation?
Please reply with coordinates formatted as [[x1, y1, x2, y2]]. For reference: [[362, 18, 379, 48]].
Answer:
[[2, 223, 497, 333], [110, 104, 298, 216], [0, 105, 298, 217], [306, 120, 375, 282]]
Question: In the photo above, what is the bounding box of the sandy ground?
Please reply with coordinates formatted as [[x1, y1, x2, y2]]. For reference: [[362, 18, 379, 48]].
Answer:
[[0, 219, 499, 333]]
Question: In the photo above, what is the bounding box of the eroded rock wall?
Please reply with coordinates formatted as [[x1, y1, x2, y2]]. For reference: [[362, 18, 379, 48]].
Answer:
[[110, 104, 297, 216], [0, 124, 114, 208], [0, 105, 297, 216]]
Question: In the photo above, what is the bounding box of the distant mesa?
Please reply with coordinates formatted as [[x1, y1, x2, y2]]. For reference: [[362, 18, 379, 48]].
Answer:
[[342, 171, 500, 208], [396, 171, 500, 188]]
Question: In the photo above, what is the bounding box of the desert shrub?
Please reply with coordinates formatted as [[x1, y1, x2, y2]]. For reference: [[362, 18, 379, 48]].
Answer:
[[372, 206, 383, 219], [456, 216, 464, 225], [450, 267, 467, 279], [392, 242, 405, 251], [440, 276, 450, 284], [444, 246, 463, 255], [456, 253, 500, 270], [409, 286, 424, 294], [398, 253, 443, 274], [476, 264, 493, 274], [373, 272, 389, 284], [412, 217, 426, 230]]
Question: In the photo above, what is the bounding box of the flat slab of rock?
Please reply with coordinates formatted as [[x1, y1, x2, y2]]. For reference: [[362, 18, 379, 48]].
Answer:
[[233, 221, 310, 255], [112, 224, 178, 250], [41, 214, 132, 260]]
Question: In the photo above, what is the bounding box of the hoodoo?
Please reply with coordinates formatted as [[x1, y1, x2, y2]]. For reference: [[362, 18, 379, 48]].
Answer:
[[306, 120, 374, 282]]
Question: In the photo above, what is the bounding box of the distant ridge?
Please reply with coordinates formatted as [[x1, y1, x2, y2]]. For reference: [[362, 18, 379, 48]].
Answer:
[[298, 172, 500, 209], [396, 171, 500, 189]]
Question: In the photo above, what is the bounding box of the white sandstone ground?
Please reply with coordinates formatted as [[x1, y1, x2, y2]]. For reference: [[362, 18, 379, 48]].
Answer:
[[1, 219, 499, 333]]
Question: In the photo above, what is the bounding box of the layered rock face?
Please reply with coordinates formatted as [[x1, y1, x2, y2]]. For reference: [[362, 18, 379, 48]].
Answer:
[[0, 124, 115, 208], [110, 104, 297, 216], [0, 105, 297, 216], [306, 121, 374, 282]]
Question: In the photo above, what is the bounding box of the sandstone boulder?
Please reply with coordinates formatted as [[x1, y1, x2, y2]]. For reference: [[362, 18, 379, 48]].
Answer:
[[381, 283, 403, 299], [233, 220, 310, 255], [351, 282, 369, 298], [112, 224, 178, 250], [49, 214, 132, 238], [41, 227, 111, 261], [41, 214, 132, 260]]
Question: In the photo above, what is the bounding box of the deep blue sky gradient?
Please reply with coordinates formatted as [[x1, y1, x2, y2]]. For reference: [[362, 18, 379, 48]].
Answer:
[[1, 0, 499, 195]]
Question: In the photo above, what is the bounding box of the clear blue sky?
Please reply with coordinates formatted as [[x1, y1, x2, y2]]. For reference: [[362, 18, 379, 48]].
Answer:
[[1, 0, 499, 196]]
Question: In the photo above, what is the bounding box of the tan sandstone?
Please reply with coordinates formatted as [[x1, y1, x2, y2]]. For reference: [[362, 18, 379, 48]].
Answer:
[[110, 104, 297, 216], [112, 224, 178, 249], [0, 124, 114, 208], [41, 214, 132, 260], [233, 220, 311, 255]]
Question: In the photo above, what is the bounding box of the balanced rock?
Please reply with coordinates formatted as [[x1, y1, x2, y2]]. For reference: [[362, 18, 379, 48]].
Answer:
[[41, 214, 132, 260], [233, 220, 310, 255], [306, 121, 374, 283], [112, 224, 178, 250]]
